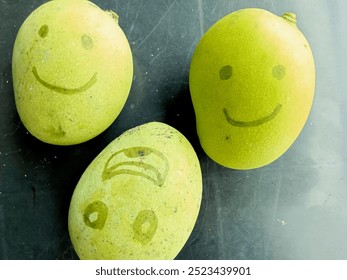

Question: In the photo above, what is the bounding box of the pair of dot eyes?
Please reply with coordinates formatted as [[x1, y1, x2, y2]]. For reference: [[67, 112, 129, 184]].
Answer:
[[219, 64, 286, 81], [38, 24, 94, 50]]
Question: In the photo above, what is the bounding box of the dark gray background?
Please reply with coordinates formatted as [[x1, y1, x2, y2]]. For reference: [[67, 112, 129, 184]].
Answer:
[[1, 0, 346, 259]]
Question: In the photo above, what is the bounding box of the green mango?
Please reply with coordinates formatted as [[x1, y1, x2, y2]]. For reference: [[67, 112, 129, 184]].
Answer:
[[68, 122, 202, 259], [12, 0, 133, 145], [189, 8, 315, 169]]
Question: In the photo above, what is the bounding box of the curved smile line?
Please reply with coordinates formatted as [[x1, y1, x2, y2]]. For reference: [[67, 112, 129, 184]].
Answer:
[[223, 103, 282, 127], [32, 66, 97, 94]]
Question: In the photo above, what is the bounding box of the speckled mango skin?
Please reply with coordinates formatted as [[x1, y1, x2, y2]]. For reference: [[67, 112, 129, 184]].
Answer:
[[189, 8, 315, 169], [12, 0, 133, 145], [68, 122, 202, 259]]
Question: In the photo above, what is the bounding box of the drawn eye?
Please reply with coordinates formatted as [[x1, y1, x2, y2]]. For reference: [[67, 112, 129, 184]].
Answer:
[[219, 65, 233, 80], [272, 65, 286, 80], [83, 200, 108, 230], [132, 209, 158, 245], [81, 34, 94, 50], [38, 24, 49, 38]]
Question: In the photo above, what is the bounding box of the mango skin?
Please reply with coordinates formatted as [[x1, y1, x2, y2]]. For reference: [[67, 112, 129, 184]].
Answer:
[[189, 8, 315, 169], [12, 0, 133, 145], [68, 122, 202, 259]]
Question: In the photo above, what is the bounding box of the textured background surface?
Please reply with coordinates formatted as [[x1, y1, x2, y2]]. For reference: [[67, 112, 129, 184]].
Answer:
[[1, 0, 347, 259]]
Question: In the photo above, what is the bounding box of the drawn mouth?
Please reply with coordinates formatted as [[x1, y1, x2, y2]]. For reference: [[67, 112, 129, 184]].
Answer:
[[32, 66, 97, 94], [223, 103, 282, 127], [102, 147, 169, 187]]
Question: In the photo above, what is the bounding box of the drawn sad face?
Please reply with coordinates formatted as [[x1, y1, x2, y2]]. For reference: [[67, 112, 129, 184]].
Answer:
[[82, 147, 169, 248], [68, 122, 203, 259]]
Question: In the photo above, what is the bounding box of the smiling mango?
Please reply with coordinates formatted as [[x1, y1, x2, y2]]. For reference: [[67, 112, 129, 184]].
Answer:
[[189, 8, 315, 169], [12, 0, 133, 145]]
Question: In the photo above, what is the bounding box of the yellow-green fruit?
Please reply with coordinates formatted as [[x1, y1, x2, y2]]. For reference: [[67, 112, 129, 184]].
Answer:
[[12, 0, 133, 145], [68, 122, 202, 259], [189, 8, 315, 169]]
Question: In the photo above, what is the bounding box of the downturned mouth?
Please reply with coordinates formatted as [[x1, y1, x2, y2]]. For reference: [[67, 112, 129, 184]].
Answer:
[[32, 66, 97, 94], [102, 147, 169, 187], [223, 103, 282, 127]]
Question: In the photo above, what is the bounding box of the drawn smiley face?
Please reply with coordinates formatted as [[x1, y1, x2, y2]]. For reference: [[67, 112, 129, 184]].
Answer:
[[189, 8, 315, 170], [12, 0, 133, 145], [218, 64, 285, 128], [13, 0, 130, 99], [31, 22, 98, 95]]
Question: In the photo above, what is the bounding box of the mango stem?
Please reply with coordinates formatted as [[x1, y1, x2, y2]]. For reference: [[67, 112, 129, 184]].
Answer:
[[106, 10, 119, 24], [282, 12, 297, 26]]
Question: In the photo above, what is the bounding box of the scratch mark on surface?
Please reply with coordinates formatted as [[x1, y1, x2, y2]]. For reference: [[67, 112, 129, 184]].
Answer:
[[160, 0, 169, 8], [212, 159, 226, 258], [197, 0, 204, 36], [135, 0, 177, 50], [198, 179, 209, 237], [264, 162, 283, 259], [231, 220, 251, 244], [149, 46, 168, 64], [186, 159, 210, 250], [134, 0, 143, 21], [114, 0, 118, 14], [128, 23, 135, 39], [128, 0, 144, 39], [124, 0, 131, 20], [4, 120, 22, 137], [251, 169, 265, 210], [211, 1, 220, 16], [181, 39, 199, 79]]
